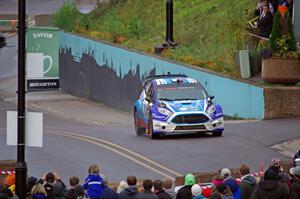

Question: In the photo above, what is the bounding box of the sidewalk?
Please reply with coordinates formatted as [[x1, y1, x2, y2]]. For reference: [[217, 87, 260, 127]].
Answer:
[[0, 77, 133, 126]]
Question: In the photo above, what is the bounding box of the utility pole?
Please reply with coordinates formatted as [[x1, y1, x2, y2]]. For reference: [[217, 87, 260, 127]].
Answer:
[[15, 0, 27, 198]]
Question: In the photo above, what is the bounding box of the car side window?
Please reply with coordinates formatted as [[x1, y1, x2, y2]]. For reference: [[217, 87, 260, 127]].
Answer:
[[145, 83, 154, 101]]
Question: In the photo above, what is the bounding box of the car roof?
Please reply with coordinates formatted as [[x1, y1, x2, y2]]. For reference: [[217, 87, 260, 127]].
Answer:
[[152, 77, 198, 86]]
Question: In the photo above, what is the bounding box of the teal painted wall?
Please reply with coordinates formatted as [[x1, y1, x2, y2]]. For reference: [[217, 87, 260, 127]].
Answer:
[[60, 32, 264, 119]]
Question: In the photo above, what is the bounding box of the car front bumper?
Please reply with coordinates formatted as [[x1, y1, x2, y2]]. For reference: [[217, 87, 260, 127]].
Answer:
[[152, 116, 224, 135]]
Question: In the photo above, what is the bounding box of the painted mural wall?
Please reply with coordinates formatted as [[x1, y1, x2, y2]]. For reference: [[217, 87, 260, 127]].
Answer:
[[59, 32, 264, 119]]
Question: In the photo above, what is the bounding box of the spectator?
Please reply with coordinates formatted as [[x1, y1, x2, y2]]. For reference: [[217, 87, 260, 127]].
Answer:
[[238, 164, 257, 199], [176, 173, 196, 199], [162, 177, 176, 199], [270, 0, 279, 12], [136, 179, 158, 199], [289, 166, 300, 199], [257, 4, 273, 38], [117, 181, 128, 194], [65, 176, 85, 199], [83, 164, 106, 199], [5, 174, 16, 194], [211, 184, 233, 199], [210, 175, 224, 199], [26, 176, 38, 198], [293, 150, 300, 166], [212, 175, 224, 187], [269, 158, 291, 191], [0, 193, 9, 199], [153, 179, 171, 199], [31, 183, 47, 199], [102, 186, 119, 199], [255, 0, 274, 17], [37, 172, 67, 199], [0, 188, 18, 199], [224, 178, 242, 199], [220, 168, 232, 181], [249, 168, 289, 199], [119, 175, 138, 199], [191, 184, 206, 199]]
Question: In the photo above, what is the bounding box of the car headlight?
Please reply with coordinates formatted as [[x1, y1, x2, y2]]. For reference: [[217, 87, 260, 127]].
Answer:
[[206, 105, 216, 114], [157, 107, 173, 117]]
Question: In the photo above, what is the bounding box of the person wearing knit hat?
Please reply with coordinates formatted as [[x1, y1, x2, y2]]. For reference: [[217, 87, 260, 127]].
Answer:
[[176, 173, 196, 199], [220, 168, 231, 180], [191, 184, 206, 199], [5, 174, 15, 188]]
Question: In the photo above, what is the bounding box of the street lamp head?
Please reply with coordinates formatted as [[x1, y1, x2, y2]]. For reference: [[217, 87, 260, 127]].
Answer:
[[75, 0, 97, 14]]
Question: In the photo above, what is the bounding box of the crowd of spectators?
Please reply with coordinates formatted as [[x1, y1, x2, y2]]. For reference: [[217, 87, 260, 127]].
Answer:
[[0, 150, 300, 199], [254, 0, 294, 38]]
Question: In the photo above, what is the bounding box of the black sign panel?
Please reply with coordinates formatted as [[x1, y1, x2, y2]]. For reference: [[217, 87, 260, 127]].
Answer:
[[27, 79, 60, 92]]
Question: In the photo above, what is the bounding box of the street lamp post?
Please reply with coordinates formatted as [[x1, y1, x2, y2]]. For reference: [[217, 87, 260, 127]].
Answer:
[[154, 0, 176, 54], [15, 0, 27, 198]]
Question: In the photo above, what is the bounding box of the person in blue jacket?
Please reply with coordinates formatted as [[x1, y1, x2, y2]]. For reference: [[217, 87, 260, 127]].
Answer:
[[83, 164, 105, 199]]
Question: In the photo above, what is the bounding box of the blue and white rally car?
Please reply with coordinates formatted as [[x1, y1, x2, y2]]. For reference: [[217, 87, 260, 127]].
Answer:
[[133, 74, 224, 139]]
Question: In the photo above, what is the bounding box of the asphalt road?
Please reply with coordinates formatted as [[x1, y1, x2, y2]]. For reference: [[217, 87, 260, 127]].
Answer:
[[1, 94, 300, 184], [0, 0, 64, 18], [1, 0, 300, 185]]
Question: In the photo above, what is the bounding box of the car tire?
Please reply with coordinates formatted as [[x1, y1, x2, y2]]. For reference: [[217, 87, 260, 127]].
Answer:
[[148, 112, 159, 139], [212, 131, 223, 137], [134, 110, 145, 136]]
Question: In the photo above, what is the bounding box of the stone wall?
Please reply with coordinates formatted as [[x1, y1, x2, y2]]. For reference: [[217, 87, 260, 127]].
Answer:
[[264, 87, 300, 119]]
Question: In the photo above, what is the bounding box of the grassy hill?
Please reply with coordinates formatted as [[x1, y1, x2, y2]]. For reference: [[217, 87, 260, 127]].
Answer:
[[54, 0, 255, 77]]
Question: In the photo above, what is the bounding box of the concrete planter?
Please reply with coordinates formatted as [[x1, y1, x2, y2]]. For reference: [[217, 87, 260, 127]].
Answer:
[[262, 57, 300, 84]]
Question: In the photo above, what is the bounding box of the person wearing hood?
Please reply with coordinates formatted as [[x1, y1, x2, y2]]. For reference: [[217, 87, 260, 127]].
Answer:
[[83, 164, 106, 199], [238, 164, 257, 199], [176, 173, 196, 199], [119, 175, 138, 199], [224, 178, 242, 199], [249, 168, 289, 199], [191, 184, 206, 199]]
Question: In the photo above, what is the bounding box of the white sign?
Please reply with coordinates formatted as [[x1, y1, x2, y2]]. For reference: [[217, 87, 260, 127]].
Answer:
[[26, 53, 53, 78], [6, 111, 43, 147]]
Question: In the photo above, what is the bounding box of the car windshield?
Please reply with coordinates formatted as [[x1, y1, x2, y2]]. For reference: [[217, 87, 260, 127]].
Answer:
[[157, 86, 207, 101]]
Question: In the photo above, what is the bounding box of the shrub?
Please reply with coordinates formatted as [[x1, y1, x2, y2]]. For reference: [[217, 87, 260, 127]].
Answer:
[[53, 3, 80, 32], [269, 11, 298, 57]]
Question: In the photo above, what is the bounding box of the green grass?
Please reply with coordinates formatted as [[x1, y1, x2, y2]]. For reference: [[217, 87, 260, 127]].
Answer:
[[54, 0, 255, 77]]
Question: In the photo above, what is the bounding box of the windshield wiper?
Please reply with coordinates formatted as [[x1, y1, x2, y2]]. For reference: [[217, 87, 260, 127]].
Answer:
[[159, 98, 173, 101]]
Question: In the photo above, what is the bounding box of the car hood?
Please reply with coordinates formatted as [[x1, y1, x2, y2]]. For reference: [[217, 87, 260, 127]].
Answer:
[[162, 99, 205, 112]]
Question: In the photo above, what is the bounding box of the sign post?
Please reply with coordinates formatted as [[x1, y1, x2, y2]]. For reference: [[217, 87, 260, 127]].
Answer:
[[26, 27, 60, 91]]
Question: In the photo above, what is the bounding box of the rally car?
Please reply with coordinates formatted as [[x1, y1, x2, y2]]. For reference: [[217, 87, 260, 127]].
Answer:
[[133, 74, 224, 139]]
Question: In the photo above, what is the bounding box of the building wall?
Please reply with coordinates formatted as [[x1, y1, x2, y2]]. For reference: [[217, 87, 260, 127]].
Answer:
[[59, 32, 265, 119]]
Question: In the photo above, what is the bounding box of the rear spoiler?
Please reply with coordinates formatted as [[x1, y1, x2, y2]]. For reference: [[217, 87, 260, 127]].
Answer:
[[142, 74, 187, 87]]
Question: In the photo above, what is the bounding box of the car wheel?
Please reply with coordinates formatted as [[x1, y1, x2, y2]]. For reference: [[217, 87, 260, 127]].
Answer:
[[212, 131, 223, 137], [134, 110, 145, 136], [148, 112, 159, 139]]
